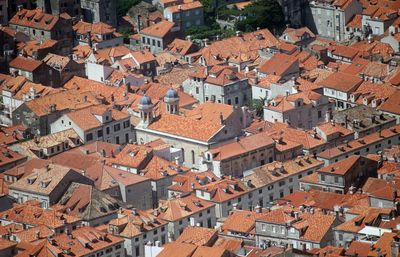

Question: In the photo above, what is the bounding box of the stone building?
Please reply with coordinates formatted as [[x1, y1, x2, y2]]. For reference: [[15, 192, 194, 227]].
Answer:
[[182, 66, 251, 107], [80, 0, 117, 27], [9, 8, 74, 54], [134, 89, 251, 168], [36, 0, 81, 18], [304, 0, 362, 41]]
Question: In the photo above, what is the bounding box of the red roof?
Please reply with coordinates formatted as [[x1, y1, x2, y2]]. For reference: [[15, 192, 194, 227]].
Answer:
[[9, 56, 43, 72]]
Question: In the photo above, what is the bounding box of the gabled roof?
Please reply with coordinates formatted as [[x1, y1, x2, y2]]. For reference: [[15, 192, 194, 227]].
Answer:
[[9, 56, 43, 72], [176, 226, 218, 246], [10, 8, 65, 31], [65, 105, 129, 132], [57, 183, 124, 221], [259, 53, 298, 76], [108, 208, 167, 238], [24, 89, 101, 117], [155, 194, 214, 221], [140, 20, 175, 38], [9, 163, 86, 196], [148, 102, 235, 142], [0, 201, 80, 229], [209, 133, 274, 161], [319, 72, 363, 92]]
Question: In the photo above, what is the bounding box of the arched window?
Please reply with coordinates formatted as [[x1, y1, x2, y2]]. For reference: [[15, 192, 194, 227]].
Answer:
[[191, 150, 195, 165]]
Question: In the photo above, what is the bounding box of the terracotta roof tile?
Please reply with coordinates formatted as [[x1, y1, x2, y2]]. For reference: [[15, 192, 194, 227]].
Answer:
[[176, 226, 217, 246], [9, 56, 43, 72], [140, 20, 175, 38], [155, 194, 214, 221], [10, 9, 64, 31]]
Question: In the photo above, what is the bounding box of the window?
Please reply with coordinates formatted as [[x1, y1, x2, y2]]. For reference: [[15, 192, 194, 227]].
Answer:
[[135, 246, 140, 256], [321, 174, 325, 181], [157, 41, 161, 47], [114, 123, 121, 132], [279, 181, 285, 187], [97, 130, 103, 137], [106, 127, 110, 135], [261, 224, 266, 231], [86, 133, 93, 142], [123, 120, 130, 128], [116, 136, 120, 144], [318, 110, 322, 118], [334, 176, 339, 183], [191, 150, 195, 165]]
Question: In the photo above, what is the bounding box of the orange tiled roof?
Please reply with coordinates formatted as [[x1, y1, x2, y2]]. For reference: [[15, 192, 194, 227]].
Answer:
[[9, 8, 65, 31], [222, 209, 265, 234], [259, 53, 298, 76], [168, 38, 195, 56], [109, 208, 167, 238], [148, 102, 234, 142], [139, 155, 190, 181], [25, 89, 101, 117], [379, 90, 400, 115], [282, 27, 315, 43], [346, 14, 362, 29], [0, 201, 80, 229], [244, 156, 323, 188], [196, 177, 252, 203], [165, 1, 203, 13], [318, 155, 362, 175], [209, 133, 274, 161], [155, 194, 215, 221], [319, 72, 363, 92], [140, 20, 175, 38], [108, 143, 153, 170], [176, 226, 217, 246], [168, 171, 219, 194], [9, 56, 43, 72], [66, 105, 129, 132], [318, 124, 400, 159], [199, 29, 279, 66]]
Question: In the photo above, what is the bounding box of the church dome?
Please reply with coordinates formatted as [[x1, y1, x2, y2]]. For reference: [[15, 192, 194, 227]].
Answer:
[[140, 95, 152, 105], [165, 88, 179, 99]]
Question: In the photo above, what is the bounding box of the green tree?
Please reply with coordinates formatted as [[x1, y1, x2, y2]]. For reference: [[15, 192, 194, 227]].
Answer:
[[117, 0, 141, 17], [235, 0, 284, 32], [247, 98, 265, 117]]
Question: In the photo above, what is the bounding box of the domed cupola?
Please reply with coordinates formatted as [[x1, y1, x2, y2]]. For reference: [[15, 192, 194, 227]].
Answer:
[[138, 95, 154, 127], [164, 88, 179, 114]]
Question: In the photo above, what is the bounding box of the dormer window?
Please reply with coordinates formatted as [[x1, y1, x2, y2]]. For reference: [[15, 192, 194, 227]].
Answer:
[[27, 176, 37, 185], [40, 179, 51, 188]]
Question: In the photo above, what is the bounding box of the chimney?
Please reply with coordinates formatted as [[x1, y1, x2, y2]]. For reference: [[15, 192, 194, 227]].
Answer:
[[219, 112, 224, 124]]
